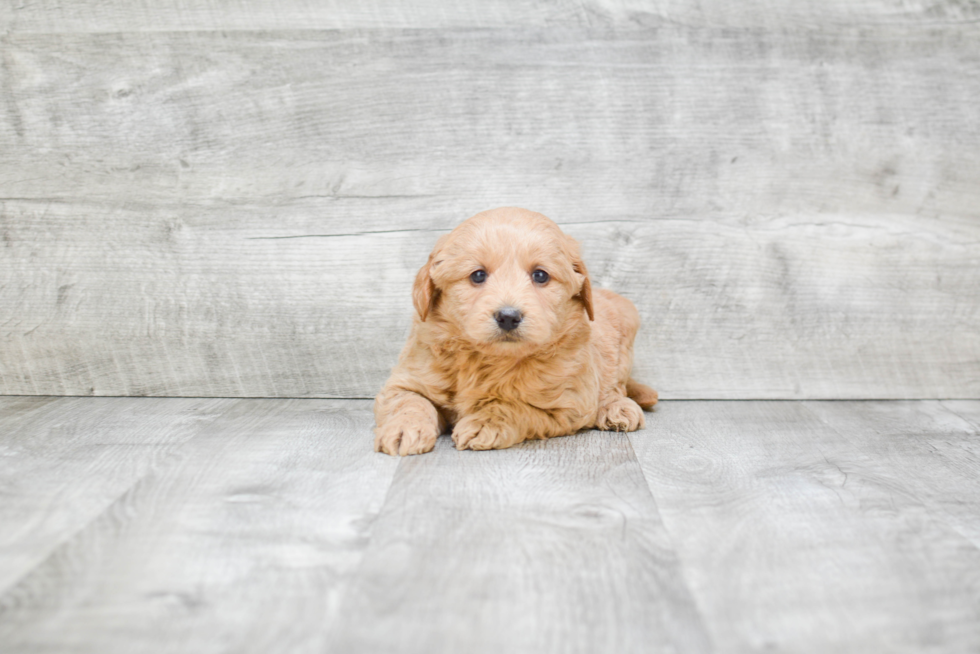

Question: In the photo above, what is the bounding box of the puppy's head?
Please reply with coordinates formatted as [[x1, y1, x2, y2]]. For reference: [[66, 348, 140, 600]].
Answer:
[[413, 207, 593, 353]]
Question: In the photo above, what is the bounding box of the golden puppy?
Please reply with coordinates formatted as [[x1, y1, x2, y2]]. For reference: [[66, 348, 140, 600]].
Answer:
[[374, 207, 658, 455]]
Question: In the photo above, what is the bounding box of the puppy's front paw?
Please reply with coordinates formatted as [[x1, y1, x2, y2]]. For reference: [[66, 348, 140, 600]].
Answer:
[[452, 415, 520, 451], [596, 397, 645, 432], [374, 418, 439, 456]]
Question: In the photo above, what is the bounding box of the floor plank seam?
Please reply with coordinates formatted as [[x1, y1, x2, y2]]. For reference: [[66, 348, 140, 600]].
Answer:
[[0, 476, 152, 601], [315, 447, 406, 640], [623, 428, 717, 654], [0, 400, 234, 601], [938, 400, 980, 433]]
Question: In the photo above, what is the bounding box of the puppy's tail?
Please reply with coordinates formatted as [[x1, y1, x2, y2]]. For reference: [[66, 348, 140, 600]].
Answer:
[[627, 378, 659, 410]]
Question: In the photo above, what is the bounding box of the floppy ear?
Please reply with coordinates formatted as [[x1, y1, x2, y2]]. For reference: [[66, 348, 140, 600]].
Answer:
[[412, 258, 438, 321], [567, 238, 594, 321], [574, 260, 594, 321], [412, 235, 448, 321]]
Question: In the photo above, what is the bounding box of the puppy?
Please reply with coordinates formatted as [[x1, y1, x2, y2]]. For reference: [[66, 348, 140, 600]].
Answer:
[[374, 207, 658, 455]]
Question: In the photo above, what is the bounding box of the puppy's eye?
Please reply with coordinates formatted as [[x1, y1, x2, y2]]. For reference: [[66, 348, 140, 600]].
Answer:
[[470, 270, 488, 284], [532, 269, 550, 284]]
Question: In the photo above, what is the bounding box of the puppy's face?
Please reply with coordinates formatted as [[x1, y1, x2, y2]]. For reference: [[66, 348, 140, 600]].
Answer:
[[413, 208, 593, 353]]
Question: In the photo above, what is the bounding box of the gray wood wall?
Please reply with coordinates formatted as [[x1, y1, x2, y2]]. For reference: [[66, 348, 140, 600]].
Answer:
[[2, 1, 979, 399]]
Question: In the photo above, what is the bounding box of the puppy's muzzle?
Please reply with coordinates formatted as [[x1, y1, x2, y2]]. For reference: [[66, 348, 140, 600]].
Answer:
[[494, 307, 522, 332]]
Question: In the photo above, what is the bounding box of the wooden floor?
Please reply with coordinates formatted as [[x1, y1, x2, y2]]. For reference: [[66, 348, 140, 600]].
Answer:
[[0, 397, 978, 653]]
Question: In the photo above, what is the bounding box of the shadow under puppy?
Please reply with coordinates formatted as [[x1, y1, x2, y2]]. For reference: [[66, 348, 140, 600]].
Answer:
[[375, 207, 658, 455]]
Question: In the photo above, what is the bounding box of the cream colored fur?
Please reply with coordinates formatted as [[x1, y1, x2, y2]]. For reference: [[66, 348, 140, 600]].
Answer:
[[374, 207, 657, 455]]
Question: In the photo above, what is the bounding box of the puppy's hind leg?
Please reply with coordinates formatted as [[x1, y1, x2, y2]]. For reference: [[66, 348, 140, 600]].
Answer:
[[374, 388, 445, 456], [626, 378, 658, 409], [596, 396, 645, 432], [596, 378, 657, 432]]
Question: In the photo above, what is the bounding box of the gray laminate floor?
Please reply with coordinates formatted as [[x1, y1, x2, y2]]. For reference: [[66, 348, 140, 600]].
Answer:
[[0, 397, 978, 653]]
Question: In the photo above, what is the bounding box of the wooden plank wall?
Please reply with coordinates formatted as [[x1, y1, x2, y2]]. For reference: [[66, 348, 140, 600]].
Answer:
[[1, 2, 978, 399]]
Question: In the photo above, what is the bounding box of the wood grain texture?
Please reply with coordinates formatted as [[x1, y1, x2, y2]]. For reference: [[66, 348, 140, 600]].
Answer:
[[2, 0, 978, 32], [0, 398, 399, 654], [629, 401, 980, 653], [2, 202, 977, 399], [324, 431, 711, 654], [3, 28, 978, 210], [0, 396, 229, 594], [1, 397, 979, 652], [1, 24, 978, 399], [803, 400, 980, 548], [943, 399, 980, 432]]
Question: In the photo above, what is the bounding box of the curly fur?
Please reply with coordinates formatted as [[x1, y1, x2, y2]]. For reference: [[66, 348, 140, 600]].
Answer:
[[374, 207, 657, 455]]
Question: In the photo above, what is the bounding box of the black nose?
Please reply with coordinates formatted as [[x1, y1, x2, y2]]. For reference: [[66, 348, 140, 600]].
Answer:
[[494, 307, 522, 332]]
